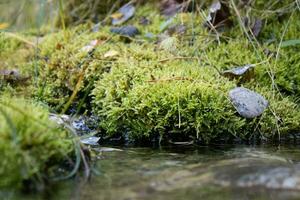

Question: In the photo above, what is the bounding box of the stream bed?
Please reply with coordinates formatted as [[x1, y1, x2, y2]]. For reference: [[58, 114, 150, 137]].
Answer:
[[7, 144, 300, 200]]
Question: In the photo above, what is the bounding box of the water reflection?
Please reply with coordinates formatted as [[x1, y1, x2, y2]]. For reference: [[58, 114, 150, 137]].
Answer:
[[9, 145, 300, 200], [72, 145, 300, 200]]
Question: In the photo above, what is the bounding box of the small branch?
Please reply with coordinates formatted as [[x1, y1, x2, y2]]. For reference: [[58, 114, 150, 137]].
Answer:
[[147, 77, 194, 83], [80, 146, 91, 180], [61, 37, 111, 114], [158, 56, 199, 63], [4, 32, 36, 47]]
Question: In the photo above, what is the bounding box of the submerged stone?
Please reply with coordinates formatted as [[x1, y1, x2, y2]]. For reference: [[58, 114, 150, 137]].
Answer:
[[229, 87, 269, 118], [236, 166, 300, 190]]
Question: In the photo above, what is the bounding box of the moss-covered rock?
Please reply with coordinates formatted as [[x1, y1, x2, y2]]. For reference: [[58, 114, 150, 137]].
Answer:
[[0, 96, 74, 188]]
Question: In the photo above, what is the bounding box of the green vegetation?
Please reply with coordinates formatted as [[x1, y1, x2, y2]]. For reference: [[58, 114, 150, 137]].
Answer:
[[29, 3, 300, 142], [35, 26, 107, 109], [0, 96, 74, 188], [0, 0, 300, 192], [91, 41, 300, 142]]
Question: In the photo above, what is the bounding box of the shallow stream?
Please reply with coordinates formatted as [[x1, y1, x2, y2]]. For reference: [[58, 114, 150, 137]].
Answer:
[[8, 144, 300, 200]]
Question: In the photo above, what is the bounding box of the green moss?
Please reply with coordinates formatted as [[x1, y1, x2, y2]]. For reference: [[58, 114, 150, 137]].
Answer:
[[205, 12, 300, 97], [33, 3, 207, 111], [35, 25, 114, 110], [0, 33, 32, 69], [0, 33, 35, 94], [0, 96, 74, 188], [91, 41, 300, 142], [28, 2, 300, 143], [0, 33, 21, 55]]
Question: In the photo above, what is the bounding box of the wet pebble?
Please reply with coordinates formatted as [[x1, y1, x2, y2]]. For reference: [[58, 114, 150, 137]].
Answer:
[[237, 166, 300, 190], [229, 87, 268, 118]]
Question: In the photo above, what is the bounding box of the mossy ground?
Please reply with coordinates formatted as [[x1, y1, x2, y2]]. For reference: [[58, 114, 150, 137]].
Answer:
[[0, 95, 74, 189], [1, 1, 300, 145], [91, 41, 300, 143], [0, 0, 299, 191], [23, 2, 299, 143]]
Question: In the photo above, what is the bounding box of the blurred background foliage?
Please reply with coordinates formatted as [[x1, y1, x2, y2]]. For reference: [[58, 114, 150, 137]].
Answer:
[[0, 0, 57, 31], [0, 0, 133, 31], [0, 0, 296, 31]]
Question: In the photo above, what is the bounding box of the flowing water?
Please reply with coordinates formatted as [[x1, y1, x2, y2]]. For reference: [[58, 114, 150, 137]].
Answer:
[[6, 144, 300, 200]]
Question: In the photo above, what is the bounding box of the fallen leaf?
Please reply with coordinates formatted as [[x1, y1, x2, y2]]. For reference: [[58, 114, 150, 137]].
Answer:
[[111, 12, 124, 20], [206, 0, 232, 30], [104, 50, 119, 58], [209, 1, 221, 13], [81, 40, 99, 52], [222, 64, 255, 82], [110, 25, 140, 37], [56, 43, 64, 50], [111, 3, 135, 25], [251, 19, 263, 37], [0, 23, 9, 30], [244, 17, 263, 38], [229, 87, 268, 118], [160, 0, 181, 16]]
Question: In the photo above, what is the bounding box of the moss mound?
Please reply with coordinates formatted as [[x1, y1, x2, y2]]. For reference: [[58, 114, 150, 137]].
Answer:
[[0, 32, 35, 95], [0, 96, 74, 188], [91, 41, 300, 142], [28, 2, 300, 143], [34, 26, 112, 110]]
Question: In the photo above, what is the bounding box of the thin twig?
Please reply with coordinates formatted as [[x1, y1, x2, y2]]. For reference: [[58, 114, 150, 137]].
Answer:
[[4, 32, 36, 47], [61, 37, 111, 114], [147, 77, 194, 83], [158, 56, 199, 63], [80, 146, 91, 179]]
